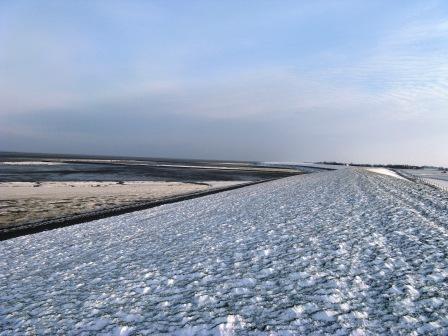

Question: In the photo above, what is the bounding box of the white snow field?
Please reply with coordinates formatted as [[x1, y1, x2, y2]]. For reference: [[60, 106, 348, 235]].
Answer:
[[2, 168, 448, 335], [364, 168, 405, 180]]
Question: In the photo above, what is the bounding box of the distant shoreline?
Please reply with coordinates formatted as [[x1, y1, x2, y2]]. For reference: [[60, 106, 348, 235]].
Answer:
[[0, 154, 302, 239]]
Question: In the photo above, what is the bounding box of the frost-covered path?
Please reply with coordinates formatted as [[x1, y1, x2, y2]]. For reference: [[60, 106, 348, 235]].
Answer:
[[2, 169, 448, 335]]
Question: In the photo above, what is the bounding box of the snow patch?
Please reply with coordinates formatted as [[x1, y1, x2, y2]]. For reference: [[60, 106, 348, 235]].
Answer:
[[364, 168, 405, 179]]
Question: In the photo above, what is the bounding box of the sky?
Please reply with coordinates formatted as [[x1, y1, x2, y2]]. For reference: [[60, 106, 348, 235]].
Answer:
[[1, 1, 447, 165]]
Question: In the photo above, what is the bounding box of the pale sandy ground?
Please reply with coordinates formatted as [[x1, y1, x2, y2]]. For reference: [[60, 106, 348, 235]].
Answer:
[[0, 181, 246, 229]]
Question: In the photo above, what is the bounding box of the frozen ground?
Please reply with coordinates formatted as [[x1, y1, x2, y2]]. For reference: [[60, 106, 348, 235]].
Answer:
[[1, 169, 448, 335], [422, 178, 448, 190], [399, 169, 448, 191]]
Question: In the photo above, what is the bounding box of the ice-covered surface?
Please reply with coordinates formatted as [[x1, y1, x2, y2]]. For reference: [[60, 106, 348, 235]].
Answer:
[[261, 162, 344, 171], [2, 169, 448, 335], [0, 161, 66, 166]]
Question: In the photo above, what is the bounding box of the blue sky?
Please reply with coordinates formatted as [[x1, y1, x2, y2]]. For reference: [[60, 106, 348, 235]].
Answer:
[[1, 1, 447, 165]]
